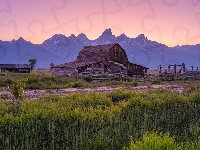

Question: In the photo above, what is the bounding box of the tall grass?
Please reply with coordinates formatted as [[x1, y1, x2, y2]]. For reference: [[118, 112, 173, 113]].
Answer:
[[0, 89, 200, 149], [0, 72, 141, 90]]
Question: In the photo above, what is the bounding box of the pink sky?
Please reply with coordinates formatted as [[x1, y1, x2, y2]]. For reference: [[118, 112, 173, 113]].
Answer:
[[0, 0, 200, 46]]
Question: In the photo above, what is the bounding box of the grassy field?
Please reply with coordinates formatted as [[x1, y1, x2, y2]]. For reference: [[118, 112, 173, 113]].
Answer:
[[0, 71, 200, 149], [0, 89, 200, 149], [0, 70, 200, 91]]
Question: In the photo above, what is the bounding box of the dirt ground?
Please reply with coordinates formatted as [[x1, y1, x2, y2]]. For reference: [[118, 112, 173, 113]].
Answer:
[[0, 84, 184, 100]]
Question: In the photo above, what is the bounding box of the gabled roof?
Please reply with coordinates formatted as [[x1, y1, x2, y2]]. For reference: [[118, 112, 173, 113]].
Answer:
[[76, 43, 120, 62], [0, 64, 30, 69]]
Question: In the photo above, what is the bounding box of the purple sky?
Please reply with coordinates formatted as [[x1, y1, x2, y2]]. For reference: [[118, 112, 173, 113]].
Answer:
[[0, 0, 200, 46]]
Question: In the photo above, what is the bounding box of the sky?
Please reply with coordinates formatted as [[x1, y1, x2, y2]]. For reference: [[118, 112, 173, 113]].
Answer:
[[0, 0, 200, 47]]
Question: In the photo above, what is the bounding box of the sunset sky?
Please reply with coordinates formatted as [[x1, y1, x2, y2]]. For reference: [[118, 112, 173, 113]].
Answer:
[[0, 0, 200, 47]]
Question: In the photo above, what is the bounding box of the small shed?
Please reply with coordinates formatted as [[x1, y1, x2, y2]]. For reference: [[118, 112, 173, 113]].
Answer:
[[0, 64, 31, 73]]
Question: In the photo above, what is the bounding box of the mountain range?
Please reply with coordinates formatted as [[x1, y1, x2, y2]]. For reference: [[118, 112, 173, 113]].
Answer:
[[0, 28, 199, 69]]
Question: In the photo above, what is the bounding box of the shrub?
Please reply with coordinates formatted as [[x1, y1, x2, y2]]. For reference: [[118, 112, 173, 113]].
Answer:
[[123, 132, 181, 150], [107, 89, 133, 102], [70, 81, 84, 88], [77, 92, 112, 109], [132, 81, 138, 87], [82, 76, 93, 82], [8, 78, 27, 102], [152, 79, 161, 84]]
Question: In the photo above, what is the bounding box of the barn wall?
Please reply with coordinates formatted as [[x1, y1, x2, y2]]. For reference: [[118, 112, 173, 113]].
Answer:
[[107, 45, 129, 66], [52, 67, 75, 76], [0, 68, 30, 73], [128, 63, 144, 76]]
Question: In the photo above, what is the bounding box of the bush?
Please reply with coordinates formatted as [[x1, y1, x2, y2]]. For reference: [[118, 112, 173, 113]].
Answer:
[[82, 76, 93, 82], [68, 92, 112, 109], [70, 81, 84, 88], [107, 89, 133, 102], [132, 81, 138, 87], [124, 132, 181, 150], [8, 78, 27, 102], [152, 79, 161, 84]]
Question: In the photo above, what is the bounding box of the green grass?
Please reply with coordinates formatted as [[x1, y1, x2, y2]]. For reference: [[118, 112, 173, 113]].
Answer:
[[0, 71, 140, 90], [1, 70, 200, 91], [0, 89, 200, 149]]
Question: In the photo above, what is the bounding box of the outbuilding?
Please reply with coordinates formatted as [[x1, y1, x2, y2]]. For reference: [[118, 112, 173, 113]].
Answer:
[[0, 64, 31, 73]]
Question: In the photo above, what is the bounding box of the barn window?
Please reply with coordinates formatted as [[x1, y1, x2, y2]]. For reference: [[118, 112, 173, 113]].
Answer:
[[114, 49, 117, 57]]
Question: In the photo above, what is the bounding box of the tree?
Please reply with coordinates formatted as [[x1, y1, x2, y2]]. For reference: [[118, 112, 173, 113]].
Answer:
[[28, 59, 37, 71], [50, 63, 55, 71]]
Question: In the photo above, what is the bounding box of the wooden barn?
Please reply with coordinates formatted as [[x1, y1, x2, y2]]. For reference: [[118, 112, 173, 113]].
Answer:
[[0, 64, 31, 73], [52, 43, 148, 76]]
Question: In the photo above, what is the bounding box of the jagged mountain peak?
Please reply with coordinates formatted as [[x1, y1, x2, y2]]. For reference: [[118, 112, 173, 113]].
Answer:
[[77, 33, 88, 43], [52, 34, 67, 39], [69, 34, 76, 38], [77, 33, 87, 39], [136, 34, 147, 39], [101, 28, 113, 37], [18, 37, 25, 41], [121, 33, 127, 36], [9, 37, 31, 44], [116, 33, 128, 39], [42, 34, 68, 45], [16, 37, 27, 42]]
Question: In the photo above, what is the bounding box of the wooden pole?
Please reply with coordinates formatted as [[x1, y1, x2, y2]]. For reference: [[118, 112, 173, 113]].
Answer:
[[174, 64, 176, 74], [168, 65, 170, 72], [159, 65, 162, 74], [182, 63, 185, 72]]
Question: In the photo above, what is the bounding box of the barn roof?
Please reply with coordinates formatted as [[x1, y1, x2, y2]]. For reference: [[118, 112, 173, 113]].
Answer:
[[76, 43, 120, 62], [0, 64, 30, 69], [129, 62, 149, 69], [54, 61, 99, 68]]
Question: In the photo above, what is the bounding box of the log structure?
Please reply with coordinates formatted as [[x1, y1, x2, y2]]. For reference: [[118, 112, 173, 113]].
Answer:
[[52, 43, 148, 76]]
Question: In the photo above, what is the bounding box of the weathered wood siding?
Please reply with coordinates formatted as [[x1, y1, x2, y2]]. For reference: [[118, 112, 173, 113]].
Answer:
[[52, 43, 148, 76], [52, 67, 75, 76], [128, 63, 145, 76], [106, 45, 129, 66]]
